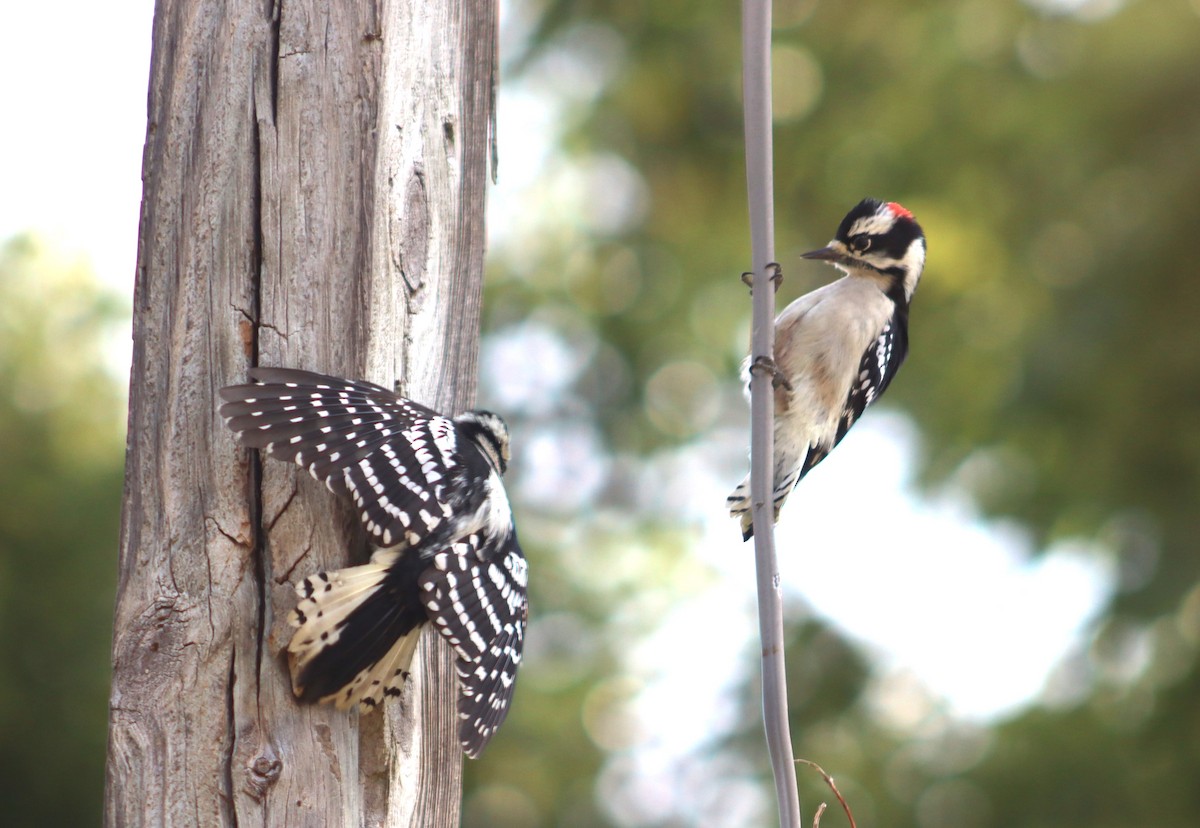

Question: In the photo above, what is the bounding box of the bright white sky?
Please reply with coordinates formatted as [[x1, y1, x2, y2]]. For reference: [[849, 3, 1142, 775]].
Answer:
[[0, 3, 154, 295], [1, 2, 1113, 818]]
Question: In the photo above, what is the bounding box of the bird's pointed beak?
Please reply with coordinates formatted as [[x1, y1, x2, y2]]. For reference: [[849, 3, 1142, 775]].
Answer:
[[800, 245, 843, 262]]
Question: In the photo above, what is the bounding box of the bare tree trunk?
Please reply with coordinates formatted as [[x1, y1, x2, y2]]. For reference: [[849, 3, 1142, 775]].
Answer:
[[105, 1, 496, 825]]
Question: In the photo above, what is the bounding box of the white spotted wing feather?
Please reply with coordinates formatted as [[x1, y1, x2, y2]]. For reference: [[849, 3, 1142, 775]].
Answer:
[[420, 532, 528, 758], [219, 367, 465, 549]]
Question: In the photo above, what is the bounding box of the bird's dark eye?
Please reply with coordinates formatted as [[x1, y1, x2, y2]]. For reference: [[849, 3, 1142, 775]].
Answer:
[[850, 235, 872, 253]]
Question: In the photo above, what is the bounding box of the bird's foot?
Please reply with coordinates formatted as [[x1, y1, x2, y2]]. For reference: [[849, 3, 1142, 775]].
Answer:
[[740, 262, 784, 294], [749, 355, 793, 391]]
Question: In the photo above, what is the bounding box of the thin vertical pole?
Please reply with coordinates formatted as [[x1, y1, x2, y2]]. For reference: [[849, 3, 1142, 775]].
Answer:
[[741, 1, 802, 825]]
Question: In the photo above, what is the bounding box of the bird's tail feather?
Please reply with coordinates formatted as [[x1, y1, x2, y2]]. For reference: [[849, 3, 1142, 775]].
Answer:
[[287, 550, 424, 710], [725, 476, 755, 541], [726, 471, 796, 541]]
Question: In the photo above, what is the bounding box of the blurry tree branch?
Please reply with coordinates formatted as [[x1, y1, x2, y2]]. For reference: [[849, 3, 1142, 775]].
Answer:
[[799, 759, 857, 828]]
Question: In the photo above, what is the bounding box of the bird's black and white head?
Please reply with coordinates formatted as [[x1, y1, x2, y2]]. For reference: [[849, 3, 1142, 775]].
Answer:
[[802, 198, 926, 302], [454, 410, 511, 475]]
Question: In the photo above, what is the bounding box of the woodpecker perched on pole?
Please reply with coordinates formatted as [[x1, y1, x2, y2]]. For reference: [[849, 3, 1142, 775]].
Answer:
[[727, 199, 927, 539], [220, 367, 527, 757]]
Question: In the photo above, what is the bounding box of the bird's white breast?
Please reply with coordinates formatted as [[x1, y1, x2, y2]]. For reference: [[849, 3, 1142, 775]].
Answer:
[[772, 275, 894, 436]]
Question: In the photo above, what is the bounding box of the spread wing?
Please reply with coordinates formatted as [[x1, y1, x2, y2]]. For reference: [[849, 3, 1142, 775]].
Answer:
[[219, 367, 462, 549], [419, 531, 528, 758]]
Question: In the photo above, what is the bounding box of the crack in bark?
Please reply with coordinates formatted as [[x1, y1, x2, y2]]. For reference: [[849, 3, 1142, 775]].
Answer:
[[252, 463, 268, 716], [222, 646, 240, 828], [258, 319, 290, 340], [207, 514, 252, 549], [264, 480, 298, 531], [204, 545, 216, 644], [275, 537, 312, 586], [250, 43, 270, 725], [267, 0, 280, 123]]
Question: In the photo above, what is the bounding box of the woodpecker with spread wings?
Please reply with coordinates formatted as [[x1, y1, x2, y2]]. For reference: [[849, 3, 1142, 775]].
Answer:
[[220, 367, 526, 757]]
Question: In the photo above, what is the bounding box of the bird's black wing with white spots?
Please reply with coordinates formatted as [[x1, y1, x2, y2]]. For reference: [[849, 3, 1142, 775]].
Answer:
[[799, 315, 909, 480], [419, 531, 528, 758], [219, 367, 463, 549]]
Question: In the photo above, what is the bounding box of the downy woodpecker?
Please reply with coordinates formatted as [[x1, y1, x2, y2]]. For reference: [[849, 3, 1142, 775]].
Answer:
[[220, 367, 527, 757], [727, 198, 927, 539]]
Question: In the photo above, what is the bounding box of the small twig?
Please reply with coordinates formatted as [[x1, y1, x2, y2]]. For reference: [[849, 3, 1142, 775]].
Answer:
[[797, 760, 857, 828], [813, 803, 827, 828]]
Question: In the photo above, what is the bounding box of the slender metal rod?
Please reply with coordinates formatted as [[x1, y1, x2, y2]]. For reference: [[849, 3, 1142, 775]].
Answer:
[[741, 1, 802, 826]]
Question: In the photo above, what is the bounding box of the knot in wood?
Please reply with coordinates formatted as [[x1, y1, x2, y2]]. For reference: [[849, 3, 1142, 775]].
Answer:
[[245, 751, 282, 800]]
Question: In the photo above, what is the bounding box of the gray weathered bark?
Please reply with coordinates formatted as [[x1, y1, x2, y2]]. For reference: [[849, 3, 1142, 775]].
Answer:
[[105, 1, 496, 825]]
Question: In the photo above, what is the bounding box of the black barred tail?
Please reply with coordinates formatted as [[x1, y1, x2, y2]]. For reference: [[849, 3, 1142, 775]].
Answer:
[[287, 549, 428, 709], [726, 473, 795, 541], [286, 533, 528, 758], [726, 476, 755, 541]]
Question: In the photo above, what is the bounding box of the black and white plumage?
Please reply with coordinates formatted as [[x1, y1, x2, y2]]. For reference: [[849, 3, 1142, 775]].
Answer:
[[727, 199, 927, 540], [219, 367, 526, 757]]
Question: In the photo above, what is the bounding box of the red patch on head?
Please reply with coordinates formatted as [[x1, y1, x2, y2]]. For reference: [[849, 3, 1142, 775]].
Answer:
[[886, 202, 914, 220]]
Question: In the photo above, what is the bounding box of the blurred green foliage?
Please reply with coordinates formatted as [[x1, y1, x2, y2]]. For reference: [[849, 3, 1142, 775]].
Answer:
[[498, 0, 1200, 607], [478, 0, 1200, 824], [0, 236, 125, 826]]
